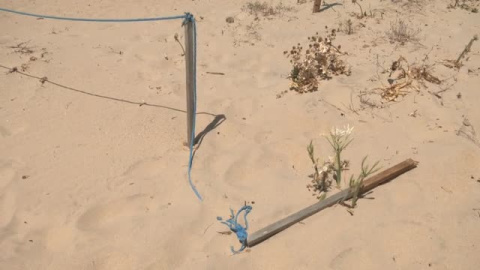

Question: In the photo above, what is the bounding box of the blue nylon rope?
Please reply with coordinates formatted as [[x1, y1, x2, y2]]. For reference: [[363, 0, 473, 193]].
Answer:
[[217, 205, 253, 254], [0, 7, 186, 22], [0, 7, 203, 201]]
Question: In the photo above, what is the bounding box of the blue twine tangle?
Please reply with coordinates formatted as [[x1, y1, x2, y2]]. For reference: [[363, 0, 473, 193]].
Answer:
[[217, 205, 253, 254], [0, 7, 203, 201]]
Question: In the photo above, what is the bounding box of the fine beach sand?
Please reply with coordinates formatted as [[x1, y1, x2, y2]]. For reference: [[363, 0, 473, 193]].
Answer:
[[1, 0, 480, 269]]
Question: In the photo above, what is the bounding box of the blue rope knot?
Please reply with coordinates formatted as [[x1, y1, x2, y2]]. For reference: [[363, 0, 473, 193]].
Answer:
[[182, 12, 194, 26], [217, 205, 252, 254]]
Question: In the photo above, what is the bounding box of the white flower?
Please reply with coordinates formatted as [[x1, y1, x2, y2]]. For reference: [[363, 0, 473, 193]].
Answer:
[[330, 124, 354, 137], [321, 164, 330, 172]]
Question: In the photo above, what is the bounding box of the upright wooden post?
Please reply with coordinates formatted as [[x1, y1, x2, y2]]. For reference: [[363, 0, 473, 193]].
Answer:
[[184, 18, 195, 146], [313, 0, 322, 13]]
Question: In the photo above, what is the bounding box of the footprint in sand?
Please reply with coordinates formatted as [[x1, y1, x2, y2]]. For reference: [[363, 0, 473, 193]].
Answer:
[[107, 156, 167, 190], [329, 221, 446, 269], [0, 190, 16, 229], [76, 194, 152, 231], [0, 160, 18, 190], [91, 250, 135, 270], [0, 160, 22, 229], [0, 126, 11, 138], [121, 156, 166, 179]]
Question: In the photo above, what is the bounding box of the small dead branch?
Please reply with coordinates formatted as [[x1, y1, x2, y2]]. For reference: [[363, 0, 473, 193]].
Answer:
[[410, 65, 442, 85], [432, 80, 457, 97], [9, 42, 35, 55], [206, 71, 225, 75], [375, 56, 442, 101], [443, 35, 478, 69], [174, 33, 185, 56]]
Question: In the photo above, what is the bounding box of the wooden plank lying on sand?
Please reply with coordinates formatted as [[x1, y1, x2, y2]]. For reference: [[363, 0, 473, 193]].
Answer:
[[247, 158, 418, 247]]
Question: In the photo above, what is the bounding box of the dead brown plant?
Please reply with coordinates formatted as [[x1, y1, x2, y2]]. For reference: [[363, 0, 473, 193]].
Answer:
[[284, 31, 351, 93], [386, 19, 421, 45], [243, 1, 295, 18], [448, 0, 479, 13], [375, 56, 441, 101]]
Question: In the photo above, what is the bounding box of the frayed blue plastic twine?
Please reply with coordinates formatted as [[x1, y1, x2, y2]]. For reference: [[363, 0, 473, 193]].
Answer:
[[217, 205, 252, 254]]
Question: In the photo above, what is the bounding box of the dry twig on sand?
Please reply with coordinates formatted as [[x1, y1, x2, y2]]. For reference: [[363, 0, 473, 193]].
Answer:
[[443, 35, 478, 69], [375, 56, 441, 101]]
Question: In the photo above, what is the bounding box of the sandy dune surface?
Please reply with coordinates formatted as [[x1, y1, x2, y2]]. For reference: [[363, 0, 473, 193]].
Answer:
[[1, 0, 480, 269]]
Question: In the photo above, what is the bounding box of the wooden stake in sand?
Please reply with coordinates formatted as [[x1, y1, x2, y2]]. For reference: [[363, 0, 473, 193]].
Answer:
[[247, 158, 418, 247], [184, 18, 195, 146], [313, 0, 323, 13]]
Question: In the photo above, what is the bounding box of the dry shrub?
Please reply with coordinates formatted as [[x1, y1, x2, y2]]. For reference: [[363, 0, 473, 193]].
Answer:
[[243, 1, 295, 17], [339, 19, 354, 35], [376, 56, 441, 101], [284, 31, 351, 93], [448, 0, 479, 13], [391, 0, 430, 10], [386, 19, 421, 45]]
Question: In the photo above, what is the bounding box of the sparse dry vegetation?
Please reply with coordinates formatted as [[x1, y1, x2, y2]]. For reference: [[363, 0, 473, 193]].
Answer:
[[386, 19, 421, 45], [284, 32, 351, 93], [391, 0, 430, 10], [245, 21, 262, 42], [449, 0, 479, 13], [352, 0, 367, 18], [243, 1, 295, 17], [9, 42, 34, 55], [339, 19, 354, 35]]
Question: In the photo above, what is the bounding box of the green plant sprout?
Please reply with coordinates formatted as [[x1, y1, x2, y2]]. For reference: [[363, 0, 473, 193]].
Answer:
[[307, 125, 381, 210], [348, 156, 380, 208], [325, 125, 354, 186], [307, 141, 334, 199]]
